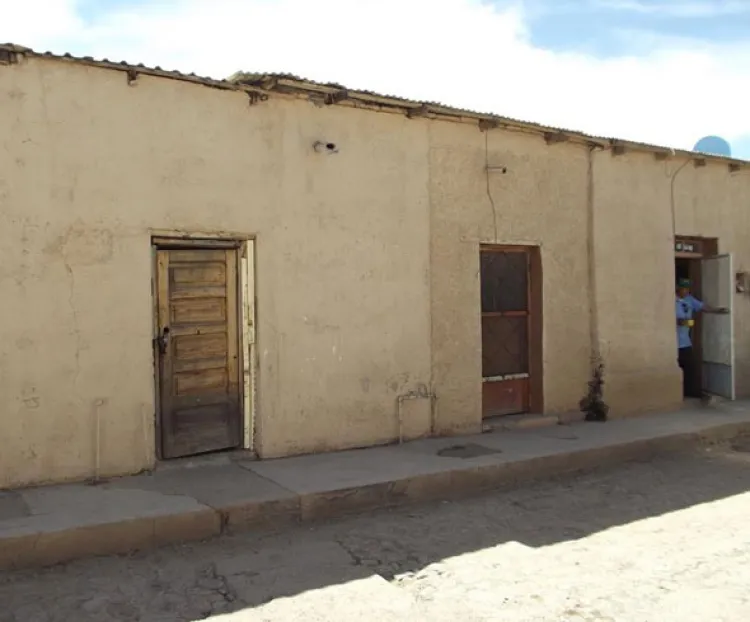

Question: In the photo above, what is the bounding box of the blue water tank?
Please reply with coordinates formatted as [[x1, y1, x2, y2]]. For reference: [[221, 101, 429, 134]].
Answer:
[[693, 136, 732, 157]]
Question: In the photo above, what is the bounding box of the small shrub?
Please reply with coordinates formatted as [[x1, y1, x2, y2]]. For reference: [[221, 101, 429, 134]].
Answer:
[[579, 357, 609, 422]]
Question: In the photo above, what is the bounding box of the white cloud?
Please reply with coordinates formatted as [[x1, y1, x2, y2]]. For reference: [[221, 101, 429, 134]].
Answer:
[[597, 0, 750, 18], [1, 0, 748, 155]]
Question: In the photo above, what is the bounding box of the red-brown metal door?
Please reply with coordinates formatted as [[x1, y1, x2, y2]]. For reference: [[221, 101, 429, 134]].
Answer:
[[480, 246, 531, 418]]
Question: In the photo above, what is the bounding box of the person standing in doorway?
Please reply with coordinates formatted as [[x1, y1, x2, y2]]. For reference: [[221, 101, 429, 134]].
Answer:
[[676, 277, 727, 397]]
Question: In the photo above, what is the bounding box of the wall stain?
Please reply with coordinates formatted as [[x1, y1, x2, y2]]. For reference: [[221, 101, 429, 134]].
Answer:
[[64, 259, 82, 389], [22, 396, 40, 409], [302, 315, 340, 334], [44, 222, 114, 266], [20, 386, 40, 410], [15, 337, 33, 351], [387, 372, 410, 393]]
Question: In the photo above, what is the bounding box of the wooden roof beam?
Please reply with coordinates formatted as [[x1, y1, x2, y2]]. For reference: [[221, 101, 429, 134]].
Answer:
[[544, 132, 568, 145]]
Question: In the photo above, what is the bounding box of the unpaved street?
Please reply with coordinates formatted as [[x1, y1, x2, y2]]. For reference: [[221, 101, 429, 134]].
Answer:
[[2, 442, 750, 621]]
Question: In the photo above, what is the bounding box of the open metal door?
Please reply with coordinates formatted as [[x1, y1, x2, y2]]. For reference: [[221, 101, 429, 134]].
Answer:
[[701, 254, 735, 399]]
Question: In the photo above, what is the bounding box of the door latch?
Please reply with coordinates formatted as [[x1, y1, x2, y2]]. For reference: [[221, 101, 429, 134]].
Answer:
[[155, 327, 170, 355]]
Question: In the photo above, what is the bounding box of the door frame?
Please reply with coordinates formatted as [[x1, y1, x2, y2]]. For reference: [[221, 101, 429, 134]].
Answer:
[[674, 235, 718, 395], [151, 232, 257, 459], [479, 244, 544, 417]]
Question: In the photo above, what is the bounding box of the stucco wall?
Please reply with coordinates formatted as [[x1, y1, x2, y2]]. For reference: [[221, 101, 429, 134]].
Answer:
[[0, 56, 432, 488], [591, 150, 683, 413], [428, 123, 592, 427], [2, 54, 750, 489], [592, 150, 750, 412], [671, 157, 750, 398]]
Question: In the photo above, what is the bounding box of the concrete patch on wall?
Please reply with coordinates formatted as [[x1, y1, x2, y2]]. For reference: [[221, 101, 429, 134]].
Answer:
[[399, 396, 433, 442]]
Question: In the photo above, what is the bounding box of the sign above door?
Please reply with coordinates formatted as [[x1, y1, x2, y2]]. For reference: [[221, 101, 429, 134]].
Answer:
[[675, 239, 700, 254]]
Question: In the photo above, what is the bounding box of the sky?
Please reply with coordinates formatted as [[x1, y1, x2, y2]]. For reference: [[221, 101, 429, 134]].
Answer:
[[2, 0, 749, 159]]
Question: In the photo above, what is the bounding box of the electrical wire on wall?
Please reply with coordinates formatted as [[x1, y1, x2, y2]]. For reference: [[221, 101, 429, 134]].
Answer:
[[484, 130, 500, 243], [668, 154, 746, 247], [586, 145, 601, 360], [668, 157, 691, 242]]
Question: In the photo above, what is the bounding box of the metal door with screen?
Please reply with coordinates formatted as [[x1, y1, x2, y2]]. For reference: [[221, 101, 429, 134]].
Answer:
[[155, 246, 242, 458], [480, 247, 531, 417], [701, 254, 735, 399]]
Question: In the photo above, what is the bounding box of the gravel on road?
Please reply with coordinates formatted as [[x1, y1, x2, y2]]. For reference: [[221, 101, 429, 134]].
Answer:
[[2, 442, 750, 621]]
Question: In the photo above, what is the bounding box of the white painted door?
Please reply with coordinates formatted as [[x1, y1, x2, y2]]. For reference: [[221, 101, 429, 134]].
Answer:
[[701, 254, 735, 399]]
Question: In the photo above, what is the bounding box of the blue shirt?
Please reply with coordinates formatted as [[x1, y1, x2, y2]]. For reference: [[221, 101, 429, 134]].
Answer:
[[676, 295, 704, 349]]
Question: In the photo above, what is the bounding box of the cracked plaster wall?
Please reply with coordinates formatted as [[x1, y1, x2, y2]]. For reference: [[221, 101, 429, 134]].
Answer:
[[1, 55, 749, 488], [0, 57, 431, 488]]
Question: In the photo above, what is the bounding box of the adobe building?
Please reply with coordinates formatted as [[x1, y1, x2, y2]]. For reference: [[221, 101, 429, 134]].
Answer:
[[0, 43, 746, 489]]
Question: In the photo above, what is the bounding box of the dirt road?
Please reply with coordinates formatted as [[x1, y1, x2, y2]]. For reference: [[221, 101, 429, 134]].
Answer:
[[3, 442, 750, 621]]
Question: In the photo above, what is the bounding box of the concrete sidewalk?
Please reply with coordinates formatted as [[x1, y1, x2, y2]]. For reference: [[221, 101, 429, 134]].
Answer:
[[2, 402, 750, 571]]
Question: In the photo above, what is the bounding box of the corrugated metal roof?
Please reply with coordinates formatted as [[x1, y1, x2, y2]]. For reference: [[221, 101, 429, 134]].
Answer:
[[1, 43, 747, 168]]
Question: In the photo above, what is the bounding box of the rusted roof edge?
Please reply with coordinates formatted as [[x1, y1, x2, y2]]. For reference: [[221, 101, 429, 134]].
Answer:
[[0, 43, 265, 96], [2, 43, 748, 168]]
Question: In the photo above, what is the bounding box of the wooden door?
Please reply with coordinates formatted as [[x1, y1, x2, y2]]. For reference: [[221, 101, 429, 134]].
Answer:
[[480, 246, 532, 418], [155, 247, 242, 458]]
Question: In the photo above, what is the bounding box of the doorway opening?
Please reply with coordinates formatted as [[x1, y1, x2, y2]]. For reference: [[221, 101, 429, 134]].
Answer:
[[674, 236, 734, 401], [152, 235, 256, 460], [480, 245, 543, 418], [674, 254, 703, 398]]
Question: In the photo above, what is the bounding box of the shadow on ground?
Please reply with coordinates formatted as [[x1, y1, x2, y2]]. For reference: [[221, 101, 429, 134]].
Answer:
[[1, 445, 749, 620]]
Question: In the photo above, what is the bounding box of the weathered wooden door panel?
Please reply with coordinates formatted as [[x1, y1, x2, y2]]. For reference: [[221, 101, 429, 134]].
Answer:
[[156, 247, 242, 459]]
